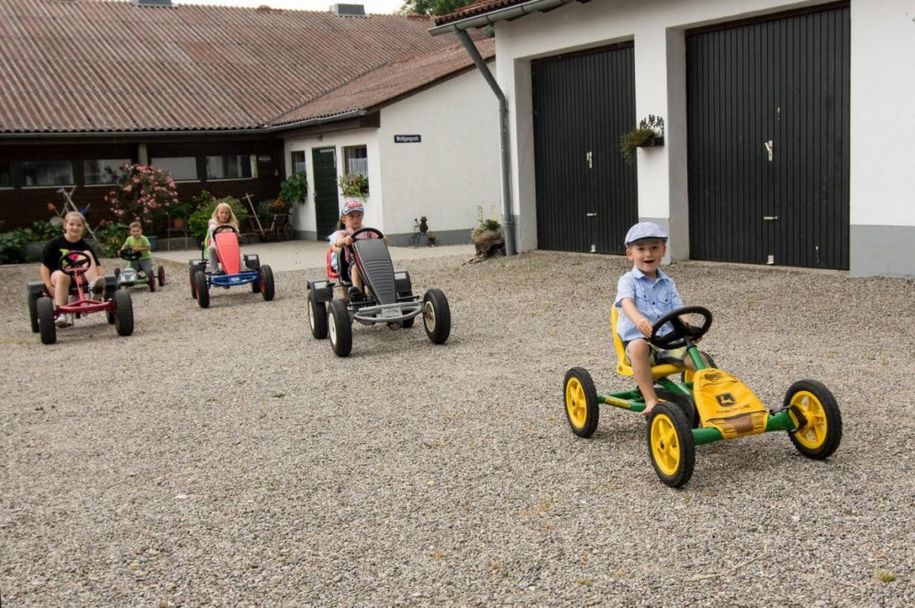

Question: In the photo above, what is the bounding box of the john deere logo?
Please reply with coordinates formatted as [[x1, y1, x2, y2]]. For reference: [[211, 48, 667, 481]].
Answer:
[[716, 393, 737, 407]]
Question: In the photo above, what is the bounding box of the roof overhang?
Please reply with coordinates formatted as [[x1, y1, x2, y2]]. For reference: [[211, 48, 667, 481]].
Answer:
[[429, 0, 573, 35]]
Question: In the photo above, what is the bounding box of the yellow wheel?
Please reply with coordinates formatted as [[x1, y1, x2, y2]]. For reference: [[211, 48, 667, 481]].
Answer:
[[647, 403, 695, 488], [785, 380, 842, 460], [563, 367, 599, 438]]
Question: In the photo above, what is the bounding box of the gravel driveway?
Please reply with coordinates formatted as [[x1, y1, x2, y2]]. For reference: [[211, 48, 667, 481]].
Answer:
[[1, 251, 913, 607]]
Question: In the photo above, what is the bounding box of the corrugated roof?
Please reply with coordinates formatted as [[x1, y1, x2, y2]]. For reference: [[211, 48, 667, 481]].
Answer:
[[0, 0, 465, 133], [270, 37, 495, 127]]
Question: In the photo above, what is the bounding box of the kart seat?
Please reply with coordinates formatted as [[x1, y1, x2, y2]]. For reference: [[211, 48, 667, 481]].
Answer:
[[214, 231, 241, 274], [326, 246, 353, 285], [610, 305, 687, 380], [353, 238, 396, 305]]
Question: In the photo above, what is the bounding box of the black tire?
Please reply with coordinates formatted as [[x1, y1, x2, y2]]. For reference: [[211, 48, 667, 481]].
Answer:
[[28, 291, 40, 333], [647, 403, 695, 488], [113, 289, 134, 336], [148, 272, 156, 292], [681, 352, 717, 384], [113, 267, 121, 280], [193, 270, 209, 308], [251, 273, 261, 293], [657, 389, 700, 429], [259, 265, 275, 301], [106, 308, 116, 324], [422, 288, 450, 345], [189, 266, 196, 299], [157, 266, 166, 287], [37, 297, 56, 345], [784, 380, 842, 460], [563, 367, 599, 438], [307, 289, 328, 339], [328, 298, 352, 357]]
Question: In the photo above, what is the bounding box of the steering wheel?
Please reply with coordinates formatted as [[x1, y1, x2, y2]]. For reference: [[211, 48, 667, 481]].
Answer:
[[649, 306, 713, 350], [59, 251, 92, 276], [120, 248, 142, 261], [213, 225, 238, 235], [350, 227, 384, 241]]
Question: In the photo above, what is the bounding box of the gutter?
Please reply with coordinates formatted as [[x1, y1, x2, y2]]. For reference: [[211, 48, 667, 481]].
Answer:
[[429, 0, 571, 36], [431, 0, 573, 256], [0, 110, 369, 139], [452, 30, 516, 256], [0, 127, 268, 139], [260, 110, 368, 133]]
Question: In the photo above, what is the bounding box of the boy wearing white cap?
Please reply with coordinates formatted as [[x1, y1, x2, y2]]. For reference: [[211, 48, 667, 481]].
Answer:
[[615, 221, 701, 416]]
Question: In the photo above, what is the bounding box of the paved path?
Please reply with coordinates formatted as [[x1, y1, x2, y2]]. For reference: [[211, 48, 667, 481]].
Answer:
[[152, 240, 476, 272]]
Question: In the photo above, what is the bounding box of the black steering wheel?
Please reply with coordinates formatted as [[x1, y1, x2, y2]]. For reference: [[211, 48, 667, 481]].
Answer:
[[60, 251, 92, 276], [213, 225, 238, 235], [649, 306, 713, 350], [120, 248, 143, 261], [349, 227, 384, 241]]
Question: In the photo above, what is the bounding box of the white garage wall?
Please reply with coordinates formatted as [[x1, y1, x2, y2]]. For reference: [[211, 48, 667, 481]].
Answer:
[[495, 0, 915, 276]]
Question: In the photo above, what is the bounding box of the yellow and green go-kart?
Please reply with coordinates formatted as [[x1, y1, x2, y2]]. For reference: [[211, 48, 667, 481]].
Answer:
[[563, 306, 842, 488]]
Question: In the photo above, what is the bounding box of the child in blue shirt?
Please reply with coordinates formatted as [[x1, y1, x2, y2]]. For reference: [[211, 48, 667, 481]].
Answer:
[[615, 221, 701, 416]]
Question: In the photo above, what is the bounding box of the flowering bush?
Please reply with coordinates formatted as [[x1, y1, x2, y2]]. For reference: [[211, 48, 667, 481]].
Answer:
[[105, 164, 179, 233]]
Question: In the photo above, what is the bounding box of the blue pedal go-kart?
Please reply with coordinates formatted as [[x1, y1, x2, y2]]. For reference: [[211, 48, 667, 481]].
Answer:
[[306, 227, 450, 357], [114, 248, 166, 292], [187, 226, 275, 308]]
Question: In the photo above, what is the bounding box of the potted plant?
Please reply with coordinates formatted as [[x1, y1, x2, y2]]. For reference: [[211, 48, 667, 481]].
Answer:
[[338, 173, 369, 199], [470, 206, 504, 258], [168, 199, 194, 230], [619, 114, 665, 162], [279, 172, 308, 205]]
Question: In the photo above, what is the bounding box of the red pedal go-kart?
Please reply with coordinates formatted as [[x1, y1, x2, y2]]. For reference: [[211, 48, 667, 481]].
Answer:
[[114, 248, 166, 292], [563, 306, 842, 487], [306, 227, 450, 357], [188, 225, 275, 308], [26, 251, 133, 345]]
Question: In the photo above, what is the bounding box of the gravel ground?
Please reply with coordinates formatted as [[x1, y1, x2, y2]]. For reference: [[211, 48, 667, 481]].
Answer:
[[1, 251, 913, 607]]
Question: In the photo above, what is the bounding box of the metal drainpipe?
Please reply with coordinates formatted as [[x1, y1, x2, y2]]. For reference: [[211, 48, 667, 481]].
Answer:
[[455, 30, 516, 256]]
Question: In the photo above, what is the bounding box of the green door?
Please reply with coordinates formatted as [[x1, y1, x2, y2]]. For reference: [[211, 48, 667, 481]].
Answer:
[[312, 147, 338, 239]]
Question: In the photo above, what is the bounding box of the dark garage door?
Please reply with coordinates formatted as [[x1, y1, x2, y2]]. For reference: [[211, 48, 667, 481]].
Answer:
[[532, 44, 637, 254], [687, 3, 850, 269]]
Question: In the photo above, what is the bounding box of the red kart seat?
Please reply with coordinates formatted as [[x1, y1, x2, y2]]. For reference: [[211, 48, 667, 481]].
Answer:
[[214, 231, 241, 274], [325, 247, 339, 280]]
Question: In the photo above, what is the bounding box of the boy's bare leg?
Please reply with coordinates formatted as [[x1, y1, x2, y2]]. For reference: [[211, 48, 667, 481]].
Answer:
[[627, 339, 659, 416]]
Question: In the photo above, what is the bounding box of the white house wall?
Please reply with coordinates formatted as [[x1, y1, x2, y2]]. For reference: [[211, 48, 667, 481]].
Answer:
[[284, 130, 382, 240], [495, 0, 914, 276], [378, 65, 501, 245]]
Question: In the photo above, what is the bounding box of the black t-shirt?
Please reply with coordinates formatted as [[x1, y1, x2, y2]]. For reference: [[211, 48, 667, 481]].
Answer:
[[41, 236, 100, 272]]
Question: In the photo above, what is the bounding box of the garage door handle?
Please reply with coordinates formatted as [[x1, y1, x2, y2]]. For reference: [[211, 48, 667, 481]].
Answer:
[[763, 216, 779, 221]]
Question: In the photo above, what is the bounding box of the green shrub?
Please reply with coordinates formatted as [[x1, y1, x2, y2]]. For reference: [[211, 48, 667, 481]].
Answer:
[[0, 228, 36, 264], [187, 191, 249, 242], [279, 172, 308, 204], [93, 222, 130, 258], [31, 220, 60, 241]]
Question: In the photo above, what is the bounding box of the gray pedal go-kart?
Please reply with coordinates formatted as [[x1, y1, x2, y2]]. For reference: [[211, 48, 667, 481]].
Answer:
[[306, 227, 451, 357], [114, 248, 166, 292]]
